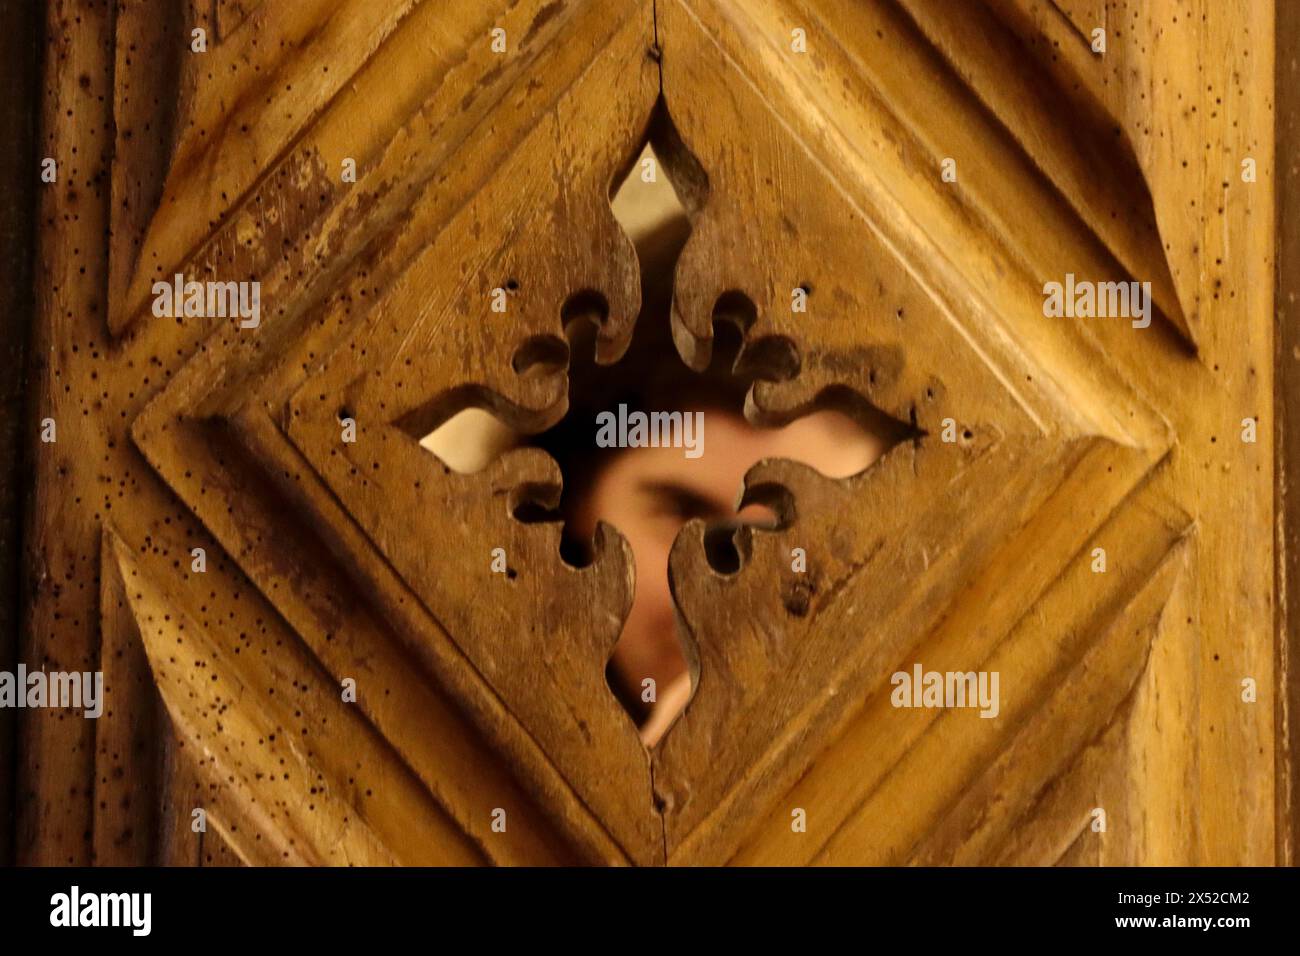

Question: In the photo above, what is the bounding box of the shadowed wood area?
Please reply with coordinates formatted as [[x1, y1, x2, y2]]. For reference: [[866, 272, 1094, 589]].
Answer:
[[14, 0, 1283, 866], [0, 0, 41, 868]]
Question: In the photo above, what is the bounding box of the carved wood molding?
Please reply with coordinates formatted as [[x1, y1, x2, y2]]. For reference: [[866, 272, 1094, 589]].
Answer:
[[20, 0, 1278, 866]]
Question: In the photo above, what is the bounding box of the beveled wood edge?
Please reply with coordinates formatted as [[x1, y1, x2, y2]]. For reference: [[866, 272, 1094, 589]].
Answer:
[[1274, 0, 1299, 868]]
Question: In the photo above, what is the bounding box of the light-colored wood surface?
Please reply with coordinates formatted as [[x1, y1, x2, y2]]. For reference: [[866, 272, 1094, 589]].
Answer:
[[1275, 0, 1299, 866], [18, 0, 1280, 865]]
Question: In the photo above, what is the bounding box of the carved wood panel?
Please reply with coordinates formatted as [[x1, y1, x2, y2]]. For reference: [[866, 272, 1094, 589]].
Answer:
[[17, 0, 1278, 866]]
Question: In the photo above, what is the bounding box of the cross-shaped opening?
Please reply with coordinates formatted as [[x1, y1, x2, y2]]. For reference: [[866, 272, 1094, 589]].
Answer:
[[420, 101, 905, 746]]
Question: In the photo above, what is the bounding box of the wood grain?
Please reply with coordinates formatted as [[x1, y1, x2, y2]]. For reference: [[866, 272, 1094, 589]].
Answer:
[[16, 0, 1283, 866], [1275, 0, 1300, 867]]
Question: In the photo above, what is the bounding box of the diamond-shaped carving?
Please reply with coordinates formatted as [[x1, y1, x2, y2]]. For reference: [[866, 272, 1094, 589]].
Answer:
[[30, 0, 1262, 870]]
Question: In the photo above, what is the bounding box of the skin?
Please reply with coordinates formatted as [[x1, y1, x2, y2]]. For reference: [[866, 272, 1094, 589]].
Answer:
[[568, 406, 887, 746]]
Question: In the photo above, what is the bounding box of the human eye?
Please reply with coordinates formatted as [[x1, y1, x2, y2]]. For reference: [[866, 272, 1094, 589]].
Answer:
[[644, 483, 724, 522]]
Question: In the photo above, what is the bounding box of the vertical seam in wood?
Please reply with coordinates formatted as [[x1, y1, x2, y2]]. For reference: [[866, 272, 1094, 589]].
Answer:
[[653, 0, 663, 95]]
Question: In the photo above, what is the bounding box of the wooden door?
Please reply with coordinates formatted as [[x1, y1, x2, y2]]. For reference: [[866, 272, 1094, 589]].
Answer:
[[10, 0, 1287, 866]]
